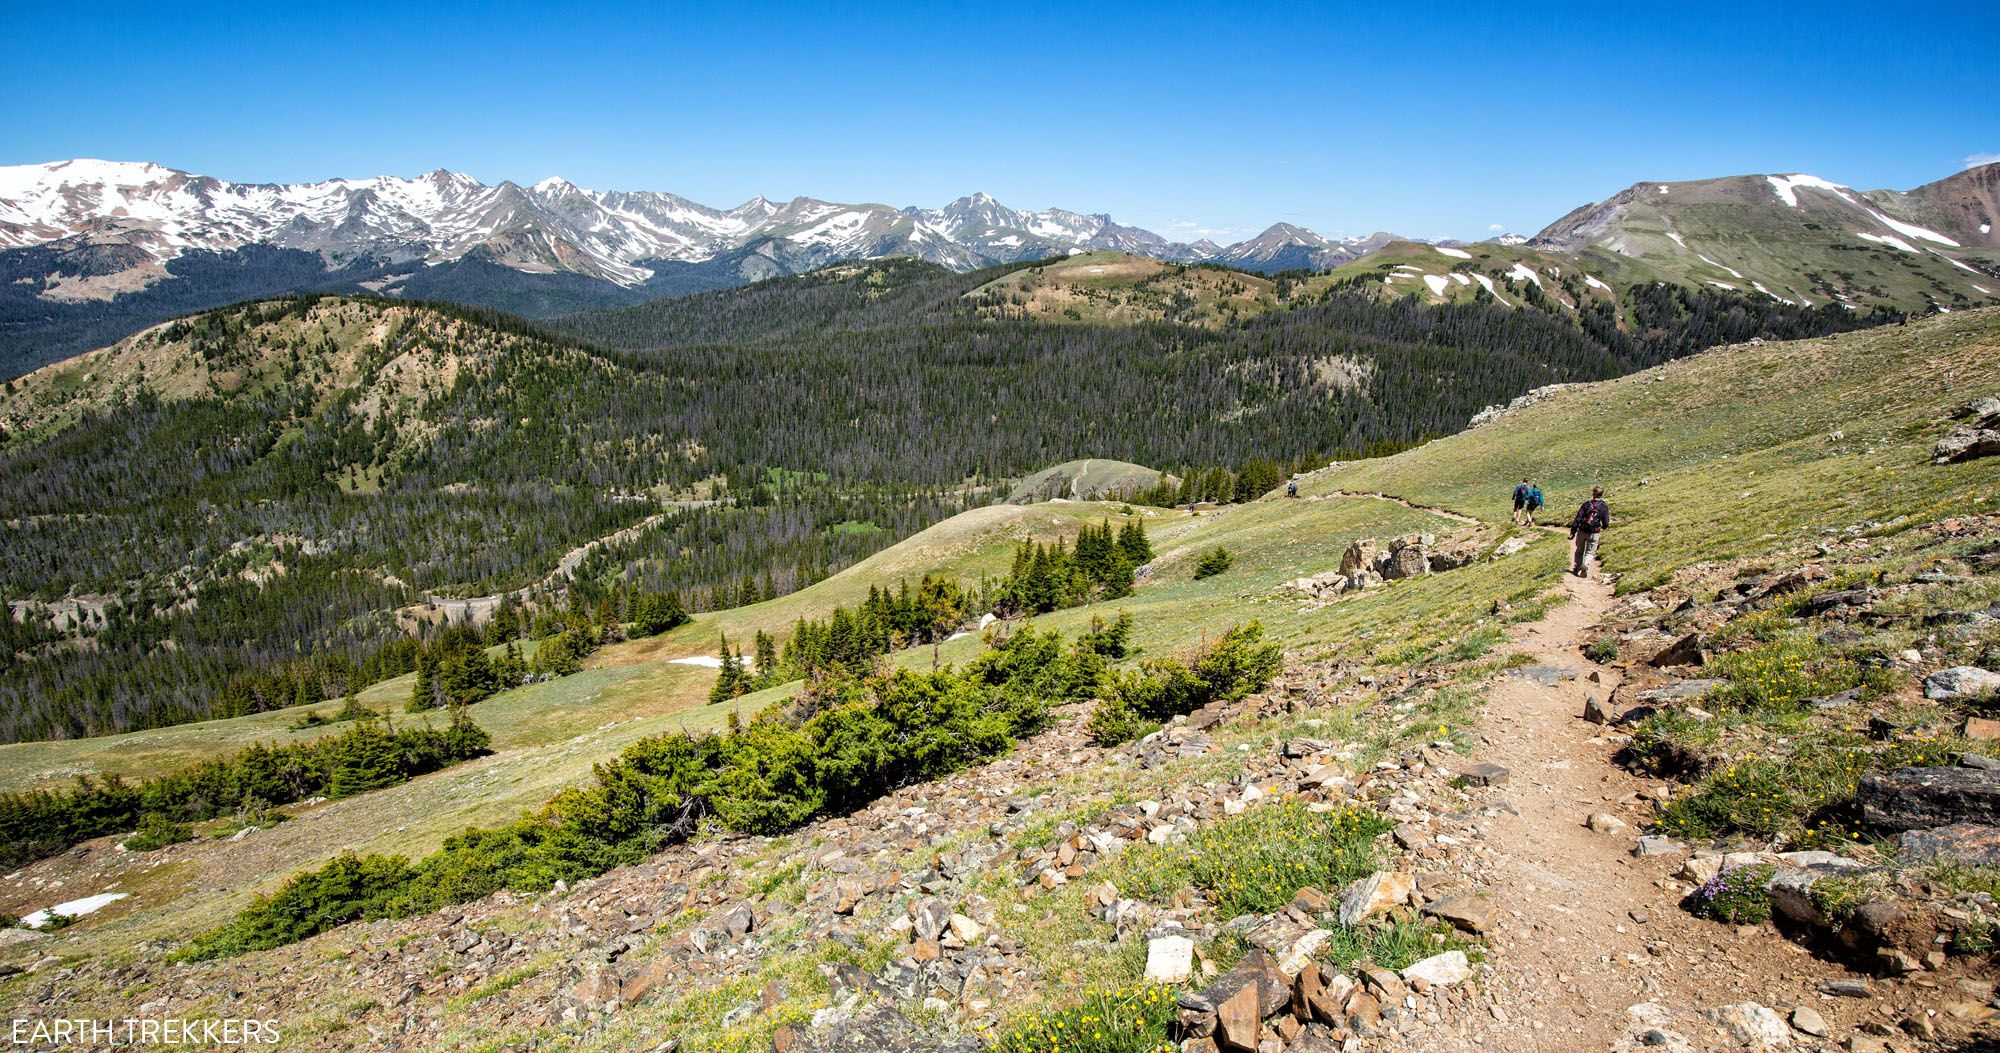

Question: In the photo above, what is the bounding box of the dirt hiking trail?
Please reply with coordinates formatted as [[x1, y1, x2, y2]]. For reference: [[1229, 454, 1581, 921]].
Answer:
[[1413, 567, 1859, 1051]]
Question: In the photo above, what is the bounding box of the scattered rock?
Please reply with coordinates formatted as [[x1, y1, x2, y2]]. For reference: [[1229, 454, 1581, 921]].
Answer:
[[1461, 762, 1510, 787], [1816, 978, 1872, 998], [1650, 634, 1708, 668], [1634, 835, 1683, 857], [1421, 897, 1494, 934], [1587, 812, 1629, 834], [1637, 679, 1726, 702], [1789, 1006, 1828, 1038], [1337, 871, 1413, 926]]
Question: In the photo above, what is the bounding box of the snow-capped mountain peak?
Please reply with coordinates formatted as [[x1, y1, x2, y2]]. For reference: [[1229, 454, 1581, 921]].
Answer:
[[0, 160, 1372, 297]]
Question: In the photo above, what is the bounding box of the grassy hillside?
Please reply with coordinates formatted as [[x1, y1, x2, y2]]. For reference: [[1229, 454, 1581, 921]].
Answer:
[[1308, 307, 2000, 579]]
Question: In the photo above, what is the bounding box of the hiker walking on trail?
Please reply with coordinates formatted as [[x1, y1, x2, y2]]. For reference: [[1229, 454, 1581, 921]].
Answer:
[[1511, 477, 1532, 525], [1524, 481, 1544, 526], [1569, 486, 1611, 578]]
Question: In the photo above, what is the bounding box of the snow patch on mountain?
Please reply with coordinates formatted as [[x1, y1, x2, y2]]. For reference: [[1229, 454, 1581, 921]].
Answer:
[[1856, 231, 1920, 253], [1765, 174, 1853, 208], [1863, 207, 1959, 247]]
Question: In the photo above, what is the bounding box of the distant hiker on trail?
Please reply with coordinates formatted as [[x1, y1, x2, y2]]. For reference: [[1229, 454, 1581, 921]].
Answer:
[[1569, 487, 1611, 578], [1512, 477, 1532, 525], [1524, 482, 1544, 525]]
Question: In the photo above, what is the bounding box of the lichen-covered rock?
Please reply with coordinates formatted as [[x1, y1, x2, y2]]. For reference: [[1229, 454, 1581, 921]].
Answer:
[[1924, 666, 2000, 701], [1899, 822, 2000, 866], [1860, 766, 2000, 831]]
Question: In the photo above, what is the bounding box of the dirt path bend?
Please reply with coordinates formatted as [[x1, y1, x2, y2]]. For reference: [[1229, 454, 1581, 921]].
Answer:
[[1413, 570, 1853, 1051], [1308, 489, 1484, 527]]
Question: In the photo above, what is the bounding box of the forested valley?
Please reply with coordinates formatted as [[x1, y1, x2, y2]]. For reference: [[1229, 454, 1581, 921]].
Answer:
[[0, 257, 1898, 744]]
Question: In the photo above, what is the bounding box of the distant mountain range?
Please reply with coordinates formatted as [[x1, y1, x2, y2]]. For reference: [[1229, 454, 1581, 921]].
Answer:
[[0, 160, 1372, 290], [1, 158, 1996, 376]]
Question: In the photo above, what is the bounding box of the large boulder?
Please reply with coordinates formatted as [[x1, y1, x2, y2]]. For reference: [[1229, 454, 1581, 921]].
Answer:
[[1382, 545, 1430, 580], [1936, 398, 2000, 463], [1859, 767, 2000, 831], [1339, 540, 1380, 576], [1935, 428, 2000, 464]]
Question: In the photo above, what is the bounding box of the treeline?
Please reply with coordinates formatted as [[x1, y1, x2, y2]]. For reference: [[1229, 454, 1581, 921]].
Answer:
[[0, 709, 491, 869]]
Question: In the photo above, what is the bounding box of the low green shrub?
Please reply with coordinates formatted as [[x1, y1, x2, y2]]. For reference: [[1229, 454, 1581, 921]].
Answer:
[[0, 708, 491, 870], [993, 985, 1179, 1053], [1193, 547, 1233, 580], [1088, 623, 1282, 746], [1587, 636, 1619, 663], [123, 813, 192, 852], [1706, 636, 1862, 713], [181, 625, 1111, 960], [1657, 731, 1960, 842], [1118, 801, 1390, 917]]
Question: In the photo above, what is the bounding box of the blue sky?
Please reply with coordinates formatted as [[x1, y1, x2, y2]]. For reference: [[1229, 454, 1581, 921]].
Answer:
[[4, 0, 1996, 244]]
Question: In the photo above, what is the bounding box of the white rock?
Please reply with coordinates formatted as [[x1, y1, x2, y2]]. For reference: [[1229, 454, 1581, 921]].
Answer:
[[1144, 935, 1194, 984], [1701, 1002, 1792, 1048], [1276, 928, 1331, 976], [1400, 950, 1471, 988], [947, 913, 983, 943]]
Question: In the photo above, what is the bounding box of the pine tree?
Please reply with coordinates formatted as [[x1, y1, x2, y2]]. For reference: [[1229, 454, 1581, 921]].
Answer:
[[409, 650, 438, 712], [1117, 521, 1153, 566], [752, 631, 778, 688], [708, 635, 748, 704], [328, 716, 401, 797]]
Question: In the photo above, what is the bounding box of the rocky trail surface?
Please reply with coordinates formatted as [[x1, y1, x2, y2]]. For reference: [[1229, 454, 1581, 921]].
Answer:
[[1409, 569, 1861, 1050]]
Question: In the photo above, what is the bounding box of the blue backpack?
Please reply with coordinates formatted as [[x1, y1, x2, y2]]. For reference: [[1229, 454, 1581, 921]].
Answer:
[[1527, 487, 1544, 510]]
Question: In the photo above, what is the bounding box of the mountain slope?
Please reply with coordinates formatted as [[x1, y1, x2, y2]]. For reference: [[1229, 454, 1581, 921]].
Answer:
[[1533, 166, 2000, 313]]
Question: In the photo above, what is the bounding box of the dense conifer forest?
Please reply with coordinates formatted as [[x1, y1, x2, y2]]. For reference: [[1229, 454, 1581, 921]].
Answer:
[[0, 257, 1897, 743]]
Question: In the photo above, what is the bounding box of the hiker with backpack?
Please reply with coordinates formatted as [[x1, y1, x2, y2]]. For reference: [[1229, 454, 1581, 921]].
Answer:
[[1511, 477, 1532, 525], [1524, 481, 1545, 525], [1569, 487, 1611, 578]]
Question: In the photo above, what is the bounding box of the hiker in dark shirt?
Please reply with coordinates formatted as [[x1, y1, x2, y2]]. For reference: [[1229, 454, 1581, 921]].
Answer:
[[1511, 477, 1532, 525], [1569, 487, 1611, 578]]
